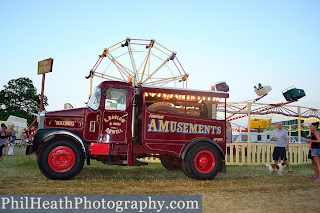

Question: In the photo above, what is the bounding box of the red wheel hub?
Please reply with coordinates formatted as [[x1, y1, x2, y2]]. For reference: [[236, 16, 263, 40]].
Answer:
[[48, 146, 75, 173], [194, 150, 215, 174]]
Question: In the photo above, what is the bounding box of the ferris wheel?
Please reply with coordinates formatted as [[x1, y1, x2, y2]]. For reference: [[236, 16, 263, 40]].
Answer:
[[87, 38, 189, 95]]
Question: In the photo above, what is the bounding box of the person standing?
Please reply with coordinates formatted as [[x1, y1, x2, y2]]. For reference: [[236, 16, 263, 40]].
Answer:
[[306, 122, 320, 183], [20, 129, 26, 148], [271, 122, 292, 173], [7, 125, 16, 156], [0, 123, 10, 163]]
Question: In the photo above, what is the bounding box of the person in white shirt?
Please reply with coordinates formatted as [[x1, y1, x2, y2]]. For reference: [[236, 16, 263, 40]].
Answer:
[[271, 122, 292, 173]]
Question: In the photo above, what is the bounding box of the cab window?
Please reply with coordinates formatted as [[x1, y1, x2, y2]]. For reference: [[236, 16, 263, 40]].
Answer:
[[105, 88, 127, 111]]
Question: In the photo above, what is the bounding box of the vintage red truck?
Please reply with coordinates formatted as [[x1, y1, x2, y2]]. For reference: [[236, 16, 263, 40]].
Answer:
[[30, 80, 229, 180]]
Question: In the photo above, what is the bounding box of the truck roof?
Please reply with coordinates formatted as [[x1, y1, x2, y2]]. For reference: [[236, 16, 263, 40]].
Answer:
[[98, 81, 229, 98], [138, 84, 229, 98], [98, 81, 134, 88]]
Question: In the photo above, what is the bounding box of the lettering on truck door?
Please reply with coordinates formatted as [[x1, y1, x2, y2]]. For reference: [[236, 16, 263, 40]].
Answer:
[[101, 88, 128, 143]]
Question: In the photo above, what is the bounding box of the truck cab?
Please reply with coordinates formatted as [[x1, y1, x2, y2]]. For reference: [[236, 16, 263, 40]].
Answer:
[[32, 81, 229, 180]]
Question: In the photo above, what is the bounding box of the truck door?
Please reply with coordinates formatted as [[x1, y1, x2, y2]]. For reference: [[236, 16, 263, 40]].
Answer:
[[101, 88, 129, 144]]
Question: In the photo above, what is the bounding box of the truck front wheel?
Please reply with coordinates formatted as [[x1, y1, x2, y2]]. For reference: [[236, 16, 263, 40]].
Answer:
[[182, 143, 221, 180], [38, 137, 84, 180]]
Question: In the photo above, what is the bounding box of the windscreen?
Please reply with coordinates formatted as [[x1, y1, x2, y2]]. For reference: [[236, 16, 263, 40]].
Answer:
[[87, 87, 101, 110]]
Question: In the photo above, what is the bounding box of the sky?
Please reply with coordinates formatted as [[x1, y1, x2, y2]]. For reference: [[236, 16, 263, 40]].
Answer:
[[0, 0, 319, 126]]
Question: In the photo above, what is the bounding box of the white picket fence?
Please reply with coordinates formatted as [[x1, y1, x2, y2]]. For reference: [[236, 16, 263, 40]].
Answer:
[[141, 143, 312, 166], [226, 143, 311, 165]]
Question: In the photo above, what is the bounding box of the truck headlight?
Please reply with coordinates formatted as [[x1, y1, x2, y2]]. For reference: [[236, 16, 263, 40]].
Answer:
[[39, 111, 46, 129]]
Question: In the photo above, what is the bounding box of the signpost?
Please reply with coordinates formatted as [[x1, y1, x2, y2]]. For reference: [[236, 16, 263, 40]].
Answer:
[[38, 58, 53, 112], [25, 58, 54, 150]]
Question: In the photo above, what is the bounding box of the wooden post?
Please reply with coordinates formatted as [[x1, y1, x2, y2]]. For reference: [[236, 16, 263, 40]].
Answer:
[[288, 125, 292, 142], [39, 73, 46, 112], [247, 102, 252, 164], [297, 106, 302, 164], [265, 131, 267, 143], [288, 125, 292, 163]]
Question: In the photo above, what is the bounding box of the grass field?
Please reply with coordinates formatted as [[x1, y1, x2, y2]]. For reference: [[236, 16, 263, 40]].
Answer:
[[0, 146, 320, 213]]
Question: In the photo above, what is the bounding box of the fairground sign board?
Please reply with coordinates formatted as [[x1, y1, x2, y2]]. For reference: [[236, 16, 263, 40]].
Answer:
[[38, 58, 53, 75]]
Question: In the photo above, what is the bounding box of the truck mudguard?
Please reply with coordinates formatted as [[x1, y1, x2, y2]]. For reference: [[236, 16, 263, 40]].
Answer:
[[33, 128, 89, 165], [181, 138, 225, 160]]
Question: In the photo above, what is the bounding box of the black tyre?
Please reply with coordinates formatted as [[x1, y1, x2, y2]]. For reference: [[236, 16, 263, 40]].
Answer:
[[182, 143, 221, 180], [148, 102, 178, 114], [37, 137, 84, 180], [161, 159, 181, 170]]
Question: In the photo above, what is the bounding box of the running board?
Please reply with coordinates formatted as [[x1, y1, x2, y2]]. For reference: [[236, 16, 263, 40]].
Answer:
[[108, 159, 148, 166]]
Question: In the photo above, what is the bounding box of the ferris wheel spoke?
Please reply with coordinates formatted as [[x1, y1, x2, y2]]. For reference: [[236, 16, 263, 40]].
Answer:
[[106, 54, 131, 79], [140, 40, 155, 83], [142, 53, 173, 84], [165, 63, 175, 76], [110, 55, 133, 75], [136, 53, 149, 75], [127, 40, 138, 76]]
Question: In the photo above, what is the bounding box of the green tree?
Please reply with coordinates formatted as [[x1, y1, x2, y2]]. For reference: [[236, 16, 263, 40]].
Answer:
[[0, 77, 48, 125]]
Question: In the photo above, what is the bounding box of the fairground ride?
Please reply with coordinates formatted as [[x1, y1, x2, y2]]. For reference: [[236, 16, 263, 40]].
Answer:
[[86, 38, 189, 95], [217, 86, 320, 135]]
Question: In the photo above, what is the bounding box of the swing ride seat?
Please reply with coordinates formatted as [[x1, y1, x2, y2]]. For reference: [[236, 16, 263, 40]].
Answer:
[[254, 85, 272, 96], [282, 87, 306, 101], [215, 81, 229, 92]]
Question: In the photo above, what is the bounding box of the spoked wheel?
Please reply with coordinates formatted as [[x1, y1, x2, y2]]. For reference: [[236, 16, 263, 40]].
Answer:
[[38, 137, 84, 180], [182, 143, 221, 180]]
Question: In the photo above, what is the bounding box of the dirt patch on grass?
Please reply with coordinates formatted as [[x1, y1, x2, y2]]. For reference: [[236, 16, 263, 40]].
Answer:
[[0, 147, 319, 212]]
